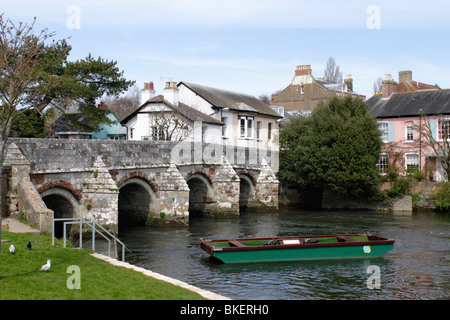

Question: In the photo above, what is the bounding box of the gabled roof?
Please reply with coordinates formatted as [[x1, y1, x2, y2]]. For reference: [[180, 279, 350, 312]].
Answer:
[[367, 89, 450, 118], [121, 95, 223, 125], [179, 82, 282, 118]]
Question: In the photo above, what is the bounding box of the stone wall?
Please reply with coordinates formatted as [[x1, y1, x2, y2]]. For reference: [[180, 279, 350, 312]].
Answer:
[[18, 180, 53, 234], [321, 190, 413, 214], [410, 182, 439, 211], [11, 138, 279, 172]]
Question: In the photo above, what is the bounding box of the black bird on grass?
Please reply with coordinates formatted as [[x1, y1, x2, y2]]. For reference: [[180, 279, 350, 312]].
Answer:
[[25, 241, 36, 249]]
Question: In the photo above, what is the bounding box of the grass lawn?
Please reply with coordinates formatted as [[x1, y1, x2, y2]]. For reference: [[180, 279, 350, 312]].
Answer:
[[0, 231, 205, 300]]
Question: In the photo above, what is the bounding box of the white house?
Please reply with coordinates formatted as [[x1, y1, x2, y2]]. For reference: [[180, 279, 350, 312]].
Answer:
[[121, 82, 223, 143], [177, 81, 282, 152]]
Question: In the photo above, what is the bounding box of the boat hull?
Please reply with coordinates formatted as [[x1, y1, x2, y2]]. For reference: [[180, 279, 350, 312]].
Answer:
[[200, 234, 395, 264]]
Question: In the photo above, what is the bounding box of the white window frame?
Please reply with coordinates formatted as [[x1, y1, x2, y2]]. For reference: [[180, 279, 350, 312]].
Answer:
[[377, 153, 389, 175], [239, 116, 254, 139], [268, 122, 273, 141], [379, 122, 388, 143], [438, 118, 450, 141], [405, 124, 414, 142], [202, 125, 208, 142], [221, 116, 228, 138], [256, 121, 262, 140], [405, 153, 420, 174]]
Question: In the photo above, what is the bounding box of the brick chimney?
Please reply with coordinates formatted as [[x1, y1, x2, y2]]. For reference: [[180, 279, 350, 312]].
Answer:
[[98, 101, 108, 110], [292, 65, 314, 85], [344, 75, 353, 92], [141, 81, 156, 105], [163, 81, 179, 106], [381, 74, 398, 98], [295, 65, 312, 76]]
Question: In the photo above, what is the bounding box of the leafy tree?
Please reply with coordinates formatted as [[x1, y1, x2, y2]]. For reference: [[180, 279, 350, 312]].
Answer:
[[10, 109, 45, 138], [280, 96, 382, 202]]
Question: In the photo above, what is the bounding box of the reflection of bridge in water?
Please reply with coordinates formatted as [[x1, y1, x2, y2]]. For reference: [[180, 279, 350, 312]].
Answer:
[[3, 138, 279, 235]]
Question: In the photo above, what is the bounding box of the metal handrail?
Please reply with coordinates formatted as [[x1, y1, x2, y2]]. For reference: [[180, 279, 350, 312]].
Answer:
[[52, 218, 127, 261]]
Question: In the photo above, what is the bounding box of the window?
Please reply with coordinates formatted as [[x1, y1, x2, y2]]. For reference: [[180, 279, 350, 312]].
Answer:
[[256, 121, 262, 140], [239, 116, 254, 139], [268, 123, 273, 140], [377, 154, 389, 175], [247, 118, 253, 138], [405, 153, 419, 174], [221, 116, 228, 137], [438, 119, 450, 141], [151, 126, 166, 141], [405, 125, 414, 142], [379, 122, 388, 142], [202, 125, 207, 141]]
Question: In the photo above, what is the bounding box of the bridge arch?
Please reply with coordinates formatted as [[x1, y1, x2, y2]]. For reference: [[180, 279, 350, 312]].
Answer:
[[118, 177, 158, 228], [186, 172, 214, 216], [238, 173, 256, 210], [40, 187, 79, 238]]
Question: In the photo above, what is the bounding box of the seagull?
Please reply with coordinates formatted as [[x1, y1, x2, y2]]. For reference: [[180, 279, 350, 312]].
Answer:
[[9, 244, 15, 254], [37, 260, 51, 271]]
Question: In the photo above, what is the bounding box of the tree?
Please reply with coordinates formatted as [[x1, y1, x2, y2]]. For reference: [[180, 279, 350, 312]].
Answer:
[[10, 109, 46, 138], [415, 114, 450, 181], [373, 77, 383, 95], [0, 14, 133, 252], [258, 94, 271, 106], [279, 96, 382, 202], [324, 57, 343, 83], [102, 84, 141, 121], [144, 103, 192, 141]]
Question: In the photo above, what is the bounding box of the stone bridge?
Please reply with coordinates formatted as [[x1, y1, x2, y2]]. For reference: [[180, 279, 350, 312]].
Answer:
[[2, 138, 279, 235]]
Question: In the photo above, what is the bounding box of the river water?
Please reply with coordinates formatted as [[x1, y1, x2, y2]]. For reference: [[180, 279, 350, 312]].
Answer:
[[117, 209, 450, 300]]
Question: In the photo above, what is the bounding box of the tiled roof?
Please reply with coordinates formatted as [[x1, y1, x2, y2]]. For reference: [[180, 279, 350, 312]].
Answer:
[[367, 89, 450, 118], [397, 80, 439, 92], [180, 82, 282, 118], [51, 113, 94, 133]]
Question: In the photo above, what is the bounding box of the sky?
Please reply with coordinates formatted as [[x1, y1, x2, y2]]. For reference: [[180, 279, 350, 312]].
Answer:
[[2, 0, 450, 100]]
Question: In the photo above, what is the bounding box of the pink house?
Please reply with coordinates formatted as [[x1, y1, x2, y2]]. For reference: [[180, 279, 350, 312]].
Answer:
[[367, 72, 450, 182]]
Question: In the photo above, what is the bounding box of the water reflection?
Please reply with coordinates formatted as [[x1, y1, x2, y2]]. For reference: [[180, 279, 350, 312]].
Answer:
[[117, 209, 450, 300]]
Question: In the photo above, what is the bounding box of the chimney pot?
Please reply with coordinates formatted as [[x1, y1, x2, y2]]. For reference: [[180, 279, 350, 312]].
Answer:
[[295, 65, 312, 76], [344, 75, 353, 92], [163, 82, 179, 105], [98, 101, 108, 110], [141, 81, 156, 105], [144, 81, 154, 90], [381, 74, 398, 98], [399, 70, 412, 83]]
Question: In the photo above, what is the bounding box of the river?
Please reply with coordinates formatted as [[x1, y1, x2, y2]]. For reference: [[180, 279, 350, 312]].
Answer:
[[117, 209, 450, 300]]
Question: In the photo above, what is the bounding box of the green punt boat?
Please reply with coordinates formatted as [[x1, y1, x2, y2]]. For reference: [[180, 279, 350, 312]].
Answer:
[[200, 234, 395, 263]]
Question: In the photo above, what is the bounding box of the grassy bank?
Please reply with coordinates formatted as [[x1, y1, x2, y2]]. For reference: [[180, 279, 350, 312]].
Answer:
[[0, 231, 205, 300]]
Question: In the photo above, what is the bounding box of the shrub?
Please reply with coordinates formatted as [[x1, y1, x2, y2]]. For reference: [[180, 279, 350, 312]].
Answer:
[[434, 182, 450, 212]]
